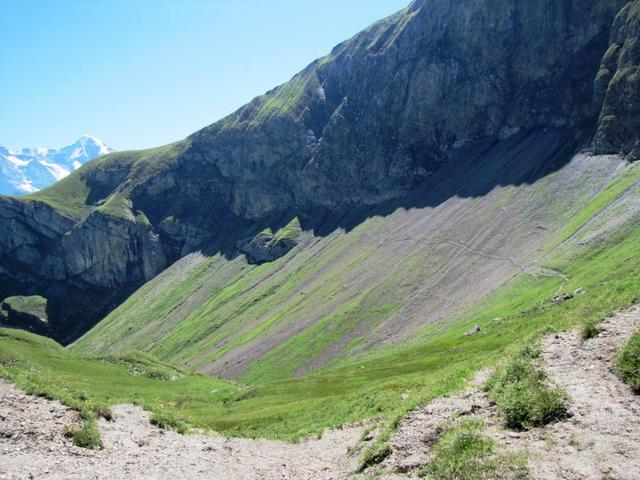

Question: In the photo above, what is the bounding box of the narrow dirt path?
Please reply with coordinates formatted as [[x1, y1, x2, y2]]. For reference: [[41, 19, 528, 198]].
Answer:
[[360, 233, 569, 280], [379, 371, 493, 474], [375, 306, 640, 479], [521, 306, 640, 479], [0, 382, 362, 480]]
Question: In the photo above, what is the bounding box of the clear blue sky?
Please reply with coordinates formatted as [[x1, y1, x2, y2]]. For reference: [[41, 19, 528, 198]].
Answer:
[[0, 0, 409, 151]]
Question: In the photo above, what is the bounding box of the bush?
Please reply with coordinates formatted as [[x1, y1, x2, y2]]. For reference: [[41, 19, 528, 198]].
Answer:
[[616, 330, 640, 393], [72, 420, 101, 449], [486, 344, 567, 430]]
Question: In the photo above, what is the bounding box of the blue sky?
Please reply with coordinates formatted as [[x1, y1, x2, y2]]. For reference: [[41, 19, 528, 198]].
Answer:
[[0, 0, 409, 151]]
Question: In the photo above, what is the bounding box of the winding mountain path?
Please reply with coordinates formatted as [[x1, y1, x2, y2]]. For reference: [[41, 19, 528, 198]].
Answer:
[[524, 306, 640, 479]]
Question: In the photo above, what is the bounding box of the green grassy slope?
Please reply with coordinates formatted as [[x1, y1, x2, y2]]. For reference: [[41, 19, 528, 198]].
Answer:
[[0, 328, 237, 432], [73, 156, 640, 384], [2, 156, 631, 440]]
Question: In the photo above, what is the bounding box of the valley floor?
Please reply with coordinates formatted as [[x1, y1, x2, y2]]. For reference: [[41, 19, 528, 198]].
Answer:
[[1, 306, 639, 480]]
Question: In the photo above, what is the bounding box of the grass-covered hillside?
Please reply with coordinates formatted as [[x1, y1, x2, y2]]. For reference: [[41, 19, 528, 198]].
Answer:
[[73, 152, 640, 383], [2, 0, 636, 347], [1, 0, 639, 454]]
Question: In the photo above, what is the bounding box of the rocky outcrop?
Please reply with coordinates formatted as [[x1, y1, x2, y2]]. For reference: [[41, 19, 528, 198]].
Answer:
[[237, 217, 302, 264], [239, 232, 298, 265], [0, 295, 48, 334], [0, 0, 638, 341]]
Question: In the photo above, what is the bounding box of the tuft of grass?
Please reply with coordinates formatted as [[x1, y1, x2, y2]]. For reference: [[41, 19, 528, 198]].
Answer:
[[580, 321, 599, 340], [421, 418, 528, 480], [616, 330, 640, 393], [359, 442, 392, 472], [580, 317, 600, 340], [486, 343, 567, 430], [424, 419, 493, 479], [71, 417, 102, 449]]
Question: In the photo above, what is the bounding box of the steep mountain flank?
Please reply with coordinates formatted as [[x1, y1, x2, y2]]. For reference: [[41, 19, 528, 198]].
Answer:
[[74, 153, 640, 379], [0, 0, 639, 345]]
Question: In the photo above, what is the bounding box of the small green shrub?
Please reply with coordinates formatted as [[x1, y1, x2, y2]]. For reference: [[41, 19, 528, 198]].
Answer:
[[72, 420, 101, 449], [486, 344, 567, 430], [616, 330, 640, 393]]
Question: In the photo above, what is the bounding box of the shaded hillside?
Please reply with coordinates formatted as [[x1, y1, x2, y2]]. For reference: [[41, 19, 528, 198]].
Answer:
[[1, 0, 639, 345]]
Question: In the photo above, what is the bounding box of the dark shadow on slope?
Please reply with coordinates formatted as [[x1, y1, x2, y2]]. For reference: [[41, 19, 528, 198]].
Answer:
[[221, 127, 582, 250]]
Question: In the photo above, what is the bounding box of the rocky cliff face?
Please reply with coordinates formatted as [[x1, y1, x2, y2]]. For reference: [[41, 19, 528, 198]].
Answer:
[[0, 0, 638, 342], [0, 196, 166, 340], [594, 1, 640, 158]]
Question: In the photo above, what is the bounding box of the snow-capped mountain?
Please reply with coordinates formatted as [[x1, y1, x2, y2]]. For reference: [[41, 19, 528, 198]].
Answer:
[[0, 135, 113, 196]]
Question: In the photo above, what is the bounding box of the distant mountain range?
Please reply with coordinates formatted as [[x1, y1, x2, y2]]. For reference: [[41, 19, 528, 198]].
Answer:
[[0, 135, 112, 196]]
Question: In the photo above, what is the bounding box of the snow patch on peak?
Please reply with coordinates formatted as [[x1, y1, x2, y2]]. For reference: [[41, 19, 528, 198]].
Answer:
[[70, 147, 84, 160], [16, 179, 38, 194], [6, 155, 30, 168], [0, 135, 114, 195], [38, 159, 70, 181]]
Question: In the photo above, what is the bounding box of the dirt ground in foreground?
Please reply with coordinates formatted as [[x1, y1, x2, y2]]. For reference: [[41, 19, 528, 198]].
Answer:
[[0, 383, 362, 480]]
